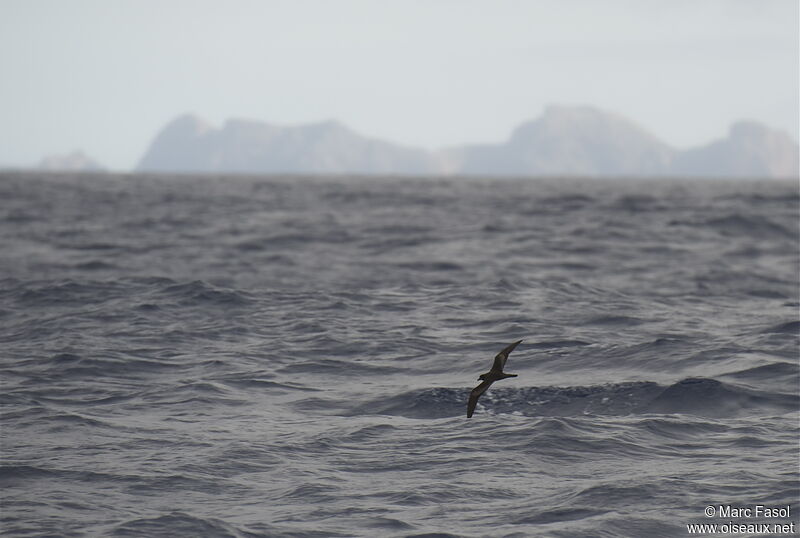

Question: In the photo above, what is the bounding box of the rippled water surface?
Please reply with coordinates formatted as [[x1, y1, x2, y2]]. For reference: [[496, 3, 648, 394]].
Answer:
[[1, 172, 798, 537]]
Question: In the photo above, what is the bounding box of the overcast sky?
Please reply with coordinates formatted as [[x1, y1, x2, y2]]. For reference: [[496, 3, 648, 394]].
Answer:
[[1, 0, 797, 170]]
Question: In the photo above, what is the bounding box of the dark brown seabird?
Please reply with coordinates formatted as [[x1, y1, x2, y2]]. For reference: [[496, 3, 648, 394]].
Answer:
[[467, 340, 522, 418]]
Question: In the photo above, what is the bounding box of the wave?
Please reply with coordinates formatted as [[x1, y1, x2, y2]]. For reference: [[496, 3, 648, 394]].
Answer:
[[348, 378, 798, 419], [137, 381, 249, 407], [669, 213, 796, 239], [762, 320, 800, 335], [159, 280, 254, 307], [525, 339, 591, 349], [2, 277, 256, 311], [14, 279, 123, 306], [111, 511, 256, 538], [642, 378, 797, 417], [582, 314, 650, 326], [0, 464, 143, 486], [74, 260, 120, 271], [277, 358, 405, 377], [394, 261, 464, 272]]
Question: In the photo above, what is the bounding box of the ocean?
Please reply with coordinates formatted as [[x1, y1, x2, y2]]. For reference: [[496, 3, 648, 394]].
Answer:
[[1, 172, 798, 537]]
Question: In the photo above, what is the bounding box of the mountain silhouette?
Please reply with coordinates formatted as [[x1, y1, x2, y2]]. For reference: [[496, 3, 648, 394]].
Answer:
[[136, 107, 799, 178]]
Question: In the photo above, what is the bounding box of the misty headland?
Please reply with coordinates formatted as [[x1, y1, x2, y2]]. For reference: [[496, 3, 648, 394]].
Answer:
[[32, 106, 800, 179]]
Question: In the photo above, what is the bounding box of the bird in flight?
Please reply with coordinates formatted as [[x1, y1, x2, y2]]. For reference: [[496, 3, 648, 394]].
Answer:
[[467, 340, 522, 418]]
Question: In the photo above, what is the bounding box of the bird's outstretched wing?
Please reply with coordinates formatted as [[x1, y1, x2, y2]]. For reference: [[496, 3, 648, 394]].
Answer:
[[490, 339, 523, 373], [467, 380, 494, 418]]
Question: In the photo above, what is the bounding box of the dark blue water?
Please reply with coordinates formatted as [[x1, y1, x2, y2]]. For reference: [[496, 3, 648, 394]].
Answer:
[[1, 172, 798, 537]]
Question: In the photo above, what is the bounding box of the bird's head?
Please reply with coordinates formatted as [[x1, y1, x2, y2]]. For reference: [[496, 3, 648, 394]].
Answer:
[[478, 373, 487, 381]]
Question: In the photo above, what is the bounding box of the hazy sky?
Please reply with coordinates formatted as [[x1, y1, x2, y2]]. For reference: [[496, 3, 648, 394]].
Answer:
[[1, 0, 797, 170]]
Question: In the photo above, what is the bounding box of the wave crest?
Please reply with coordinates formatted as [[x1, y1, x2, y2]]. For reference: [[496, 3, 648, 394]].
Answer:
[[350, 378, 797, 419]]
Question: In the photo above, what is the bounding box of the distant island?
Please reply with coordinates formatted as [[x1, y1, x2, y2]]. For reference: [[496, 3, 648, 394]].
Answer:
[[38, 150, 106, 172], [28, 105, 800, 178], [136, 106, 799, 179]]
